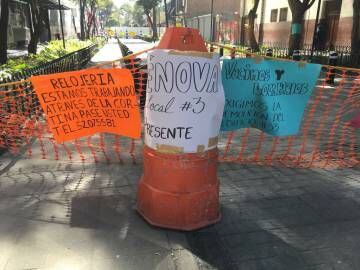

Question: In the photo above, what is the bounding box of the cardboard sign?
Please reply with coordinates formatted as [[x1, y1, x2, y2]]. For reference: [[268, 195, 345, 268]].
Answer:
[[144, 50, 225, 153], [31, 68, 141, 143], [221, 58, 321, 136]]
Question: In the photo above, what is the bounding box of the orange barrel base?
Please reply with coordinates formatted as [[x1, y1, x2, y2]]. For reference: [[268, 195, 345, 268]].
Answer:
[[136, 146, 221, 231]]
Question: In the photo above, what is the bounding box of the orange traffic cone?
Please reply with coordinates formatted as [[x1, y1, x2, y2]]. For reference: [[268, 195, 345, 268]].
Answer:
[[136, 27, 221, 231], [156, 27, 208, 52]]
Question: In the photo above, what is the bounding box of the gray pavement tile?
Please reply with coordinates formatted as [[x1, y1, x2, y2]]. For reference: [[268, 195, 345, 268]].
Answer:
[[3, 220, 94, 270], [185, 231, 238, 270], [166, 231, 190, 250], [254, 256, 307, 270], [91, 251, 175, 270], [0, 217, 25, 270], [170, 249, 200, 270], [0, 144, 359, 270], [92, 225, 170, 260]]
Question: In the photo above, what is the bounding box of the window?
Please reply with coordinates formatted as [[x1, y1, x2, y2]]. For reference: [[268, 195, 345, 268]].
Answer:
[[279, 7, 288, 22], [270, 9, 278, 22]]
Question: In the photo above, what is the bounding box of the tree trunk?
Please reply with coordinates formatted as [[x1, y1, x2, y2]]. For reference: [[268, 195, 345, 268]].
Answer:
[[80, 0, 85, 40], [288, 11, 304, 56], [72, 15, 77, 36], [351, 0, 360, 59], [0, 0, 9, 64], [164, 0, 168, 27], [86, 1, 96, 39], [145, 12, 156, 40], [247, 0, 260, 51], [152, 7, 158, 40], [288, 0, 316, 56], [28, 0, 46, 54], [86, 14, 91, 39], [28, 0, 39, 54], [43, 8, 51, 41], [92, 10, 98, 37]]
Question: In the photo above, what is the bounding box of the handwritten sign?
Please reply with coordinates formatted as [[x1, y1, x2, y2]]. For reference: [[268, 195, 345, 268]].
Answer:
[[145, 50, 225, 153], [221, 58, 321, 136], [31, 68, 141, 143]]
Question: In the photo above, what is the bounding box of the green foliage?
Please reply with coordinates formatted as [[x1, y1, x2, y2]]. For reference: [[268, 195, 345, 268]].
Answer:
[[0, 39, 98, 79], [141, 35, 156, 42], [98, 0, 115, 26], [136, 0, 161, 14], [133, 3, 146, 26], [116, 2, 146, 27], [119, 3, 133, 26], [106, 18, 119, 27]]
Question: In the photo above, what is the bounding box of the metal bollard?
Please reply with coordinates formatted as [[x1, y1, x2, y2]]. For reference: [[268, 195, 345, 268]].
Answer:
[[327, 51, 338, 85], [231, 47, 236, 59], [292, 50, 301, 61], [266, 48, 273, 57], [219, 47, 224, 57]]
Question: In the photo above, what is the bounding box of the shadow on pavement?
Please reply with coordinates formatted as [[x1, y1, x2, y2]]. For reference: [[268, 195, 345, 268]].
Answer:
[[0, 158, 359, 269], [184, 164, 360, 270]]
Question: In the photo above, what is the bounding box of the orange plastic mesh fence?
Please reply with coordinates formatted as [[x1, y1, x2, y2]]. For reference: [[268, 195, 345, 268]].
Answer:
[[0, 47, 358, 168]]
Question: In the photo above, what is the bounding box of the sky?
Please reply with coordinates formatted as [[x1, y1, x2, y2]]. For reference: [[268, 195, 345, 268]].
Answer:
[[114, 0, 133, 8]]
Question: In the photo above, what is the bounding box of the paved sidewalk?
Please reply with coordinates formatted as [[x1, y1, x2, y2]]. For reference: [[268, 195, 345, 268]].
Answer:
[[0, 149, 359, 270], [1, 40, 359, 270], [90, 38, 123, 64]]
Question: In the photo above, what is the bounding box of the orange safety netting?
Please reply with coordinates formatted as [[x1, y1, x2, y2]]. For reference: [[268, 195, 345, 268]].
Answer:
[[0, 45, 359, 169]]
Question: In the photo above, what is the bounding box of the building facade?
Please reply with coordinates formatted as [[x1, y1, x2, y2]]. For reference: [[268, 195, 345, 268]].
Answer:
[[5, 0, 80, 49], [185, 0, 354, 48], [258, 0, 352, 47], [186, 0, 240, 41]]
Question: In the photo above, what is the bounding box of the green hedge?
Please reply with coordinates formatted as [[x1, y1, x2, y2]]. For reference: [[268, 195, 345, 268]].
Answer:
[[0, 37, 105, 80]]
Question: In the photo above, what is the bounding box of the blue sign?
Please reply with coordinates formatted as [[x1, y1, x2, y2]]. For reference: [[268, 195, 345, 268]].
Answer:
[[220, 58, 321, 136]]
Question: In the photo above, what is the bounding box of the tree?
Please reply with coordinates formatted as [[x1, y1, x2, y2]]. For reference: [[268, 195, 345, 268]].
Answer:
[[0, 0, 10, 64], [136, 0, 161, 40], [152, 6, 157, 39], [119, 3, 133, 26], [86, 0, 97, 38], [106, 17, 119, 27], [288, 0, 316, 55], [133, 3, 146, 26], [77, 0, 105, 40], [247, 0, 260, 51], [79, 0, 86, 40], [352, 0, 360, 61], [98, 0, 113, 28], [28, 0, 47, 54], [117, 3, 146, 27]]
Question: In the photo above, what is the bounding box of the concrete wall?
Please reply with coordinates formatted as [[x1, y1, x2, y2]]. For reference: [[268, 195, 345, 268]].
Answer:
[[259, 0, 352, 46], [7, 1, 30, 47], [50, 0, 80, 40], [6, 0, 80, 48]]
